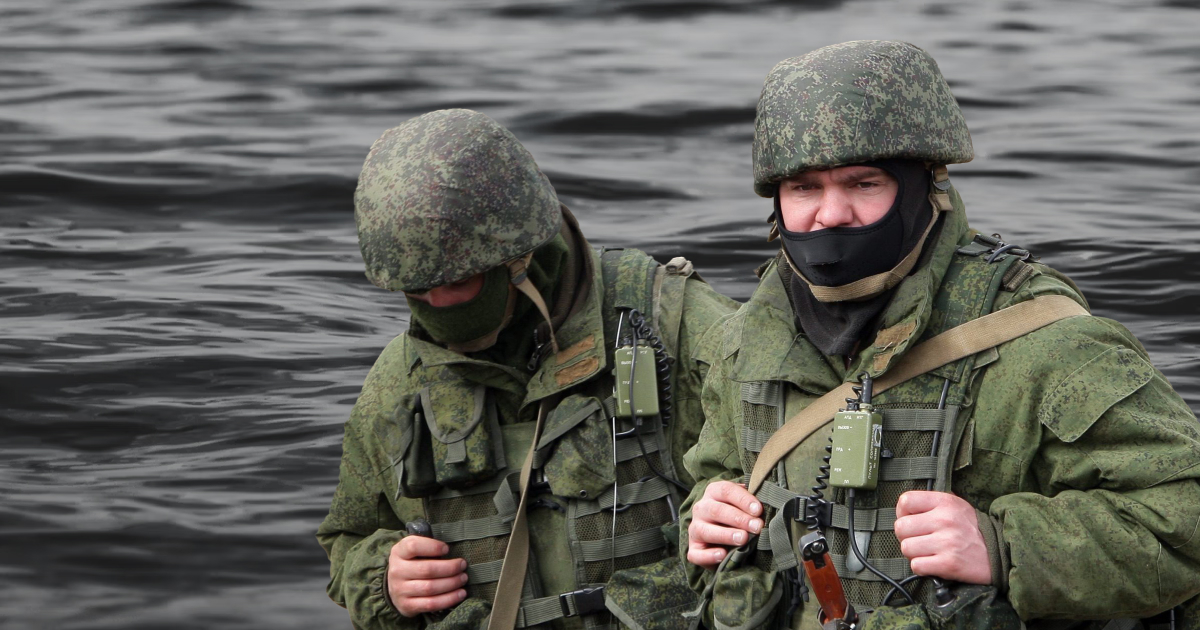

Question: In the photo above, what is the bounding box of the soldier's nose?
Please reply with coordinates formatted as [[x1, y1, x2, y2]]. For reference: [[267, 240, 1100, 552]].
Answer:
[[813, 194, 854, 229]]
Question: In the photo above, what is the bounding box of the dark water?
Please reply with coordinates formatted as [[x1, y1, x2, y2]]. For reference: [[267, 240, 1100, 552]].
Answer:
[[2, 0, 1198, 627]]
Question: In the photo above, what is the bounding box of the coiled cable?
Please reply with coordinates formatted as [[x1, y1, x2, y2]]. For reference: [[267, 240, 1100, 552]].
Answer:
[[805, 437, 833, 532], [622, 309, 688, 495], [625, 309, 674, 427]]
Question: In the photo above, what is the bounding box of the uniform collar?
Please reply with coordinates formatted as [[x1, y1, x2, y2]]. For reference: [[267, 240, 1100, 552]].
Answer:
[[850, 191, 969, 379], [730, 188, 971, 390], [407, 247, 608, 408]]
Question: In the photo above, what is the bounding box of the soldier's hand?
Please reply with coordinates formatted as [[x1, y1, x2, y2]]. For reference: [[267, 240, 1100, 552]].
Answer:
[[894, 490, 991, 584], [387, 535, 470, 617], [686, 480, 763, 569]]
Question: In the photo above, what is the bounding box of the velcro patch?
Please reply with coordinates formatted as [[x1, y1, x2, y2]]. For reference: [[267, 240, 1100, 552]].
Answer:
[[556, 356, 600, 387], [555, 334, 596, 365]]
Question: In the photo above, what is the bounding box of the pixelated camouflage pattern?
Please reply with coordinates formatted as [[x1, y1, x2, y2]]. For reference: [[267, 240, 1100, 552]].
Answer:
[[710, 550, 781, 630], [854, 583, 1022, 624], [854, 585, 1024, 630], [923, 585, 1024, 630], [319, 247, 739, 630], [541, 394, 617, 499], [681, 192, 1200, 626], [354, 109, 563, 291], [857, 604, 930, 630], [425, 597, 491, 630], [422, 381, 500, 490], [752, 40, 973, 197], [606, 556, 701, 630]]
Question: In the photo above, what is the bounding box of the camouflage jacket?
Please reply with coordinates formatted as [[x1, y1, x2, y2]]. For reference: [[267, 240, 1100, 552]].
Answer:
[[680, 202, 1200, 627], [319, 246, 738, 630]]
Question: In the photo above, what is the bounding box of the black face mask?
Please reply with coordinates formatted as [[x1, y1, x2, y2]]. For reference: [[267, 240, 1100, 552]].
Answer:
[[774, 159, 935, 357], [774, 198, 905, 288]]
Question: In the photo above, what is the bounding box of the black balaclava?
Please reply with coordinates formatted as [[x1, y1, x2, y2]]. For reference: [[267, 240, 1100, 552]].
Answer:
[[777, 159, 935, 357]]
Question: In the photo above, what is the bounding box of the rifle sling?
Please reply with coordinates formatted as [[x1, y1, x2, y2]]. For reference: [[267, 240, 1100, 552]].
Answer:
[[747, 294, 1089, 495], [486, 398, 551, 630]]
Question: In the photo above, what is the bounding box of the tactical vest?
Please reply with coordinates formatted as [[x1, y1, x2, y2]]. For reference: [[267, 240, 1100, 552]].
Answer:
[[396, 248, 699, 630], [725, 233, 1041, 629]]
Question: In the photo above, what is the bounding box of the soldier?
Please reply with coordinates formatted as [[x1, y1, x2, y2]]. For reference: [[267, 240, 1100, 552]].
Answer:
[[318, 109, 739, 630], [681, 41, 1200, 629]]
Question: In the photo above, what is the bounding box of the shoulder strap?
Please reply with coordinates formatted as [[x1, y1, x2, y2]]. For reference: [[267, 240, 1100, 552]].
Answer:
[[601, 248, 693, 359], [486, 398, 551, 630], [601, 247, 659, 315], [747, 294, 1088, 495], [656, 256, 696, 362]]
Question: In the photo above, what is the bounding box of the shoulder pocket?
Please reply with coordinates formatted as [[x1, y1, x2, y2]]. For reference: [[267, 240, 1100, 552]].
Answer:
[[1038, 346, 1155, 442]]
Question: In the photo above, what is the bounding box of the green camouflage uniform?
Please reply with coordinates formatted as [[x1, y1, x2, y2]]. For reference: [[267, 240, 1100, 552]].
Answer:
[[680, 41, 1200, 630], [318, 110, 739, 630]]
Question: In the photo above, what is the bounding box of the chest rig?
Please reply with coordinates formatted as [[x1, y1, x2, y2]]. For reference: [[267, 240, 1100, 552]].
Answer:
[[396, 248, 694, 630], [736, 234, 1039, 625]]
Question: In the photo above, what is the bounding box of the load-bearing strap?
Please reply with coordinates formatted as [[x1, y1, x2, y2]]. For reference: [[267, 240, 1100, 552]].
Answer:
[[432, 515, 512, 543], [574, 476, 672, 517], [578, 528, 666, 561], [830, 552, 913, 582], [486, 399, 550, 630], [747, 294, 1089, 496]]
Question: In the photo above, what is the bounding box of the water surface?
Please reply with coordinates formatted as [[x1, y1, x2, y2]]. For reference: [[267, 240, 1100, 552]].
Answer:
[[2, 1, 1198, 627]]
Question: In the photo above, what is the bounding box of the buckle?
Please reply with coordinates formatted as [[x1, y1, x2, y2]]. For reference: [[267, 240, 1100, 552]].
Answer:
[[783, 496, 831, 529], [782, 496, 806, 522], [958, 233, 1035, 263], [559, 586, 606, 617]]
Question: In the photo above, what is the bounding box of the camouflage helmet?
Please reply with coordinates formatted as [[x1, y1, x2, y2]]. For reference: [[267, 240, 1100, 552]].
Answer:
[[354, 109, 563, 292], [752, 40, 973, 197]]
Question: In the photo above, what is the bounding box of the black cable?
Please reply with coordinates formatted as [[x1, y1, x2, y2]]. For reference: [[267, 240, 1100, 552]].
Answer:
[[926, 377, 956, 606], [852, 373, 920, 607], [623, 309, 689, 494], [805, 436, 833, 531], [626, 309, 674, 426], [882, 575, 923, 607], [847, 489, 916, 606]]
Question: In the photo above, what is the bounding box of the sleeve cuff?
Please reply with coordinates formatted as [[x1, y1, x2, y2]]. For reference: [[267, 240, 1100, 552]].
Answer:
[[975, 509, 1011, 594], [344, 529, 410, 629]]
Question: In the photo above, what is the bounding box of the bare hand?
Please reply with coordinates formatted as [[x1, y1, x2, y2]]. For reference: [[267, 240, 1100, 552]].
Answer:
[[894, 491, 991, 584], [387, 536, 469, 617], [686, 480, 764, 569]]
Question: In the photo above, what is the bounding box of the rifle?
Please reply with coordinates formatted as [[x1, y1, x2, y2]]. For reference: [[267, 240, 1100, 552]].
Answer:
[[799, 530, 857, 630]]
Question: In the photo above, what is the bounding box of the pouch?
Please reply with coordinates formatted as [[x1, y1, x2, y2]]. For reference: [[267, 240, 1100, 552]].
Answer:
[[424, 597, 491, 630], [537, 394, 616, 500], [709, 548, 784, 630], [419, 382, 506, 490], [606, 556, 698, 630], [398, 402, 438, 498], [857, 604, 931, 630], [925, 584, 1023, 630]]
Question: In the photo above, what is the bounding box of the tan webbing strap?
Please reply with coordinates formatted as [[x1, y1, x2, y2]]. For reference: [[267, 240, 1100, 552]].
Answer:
[[796, 203, 944, 303], [486, 399, 551, 630], [746, 294, 1088, 495], [507, 253, 559, 354]]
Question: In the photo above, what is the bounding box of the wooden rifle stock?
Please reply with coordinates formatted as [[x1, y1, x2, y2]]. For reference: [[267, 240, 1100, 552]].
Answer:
[[799, 531, 854, 627]]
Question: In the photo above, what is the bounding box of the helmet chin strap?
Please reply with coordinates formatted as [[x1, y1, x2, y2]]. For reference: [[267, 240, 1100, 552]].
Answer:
[[506, 251, 559, 354], [443, 251, 560, 356], [773, 165, 955, 303]]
